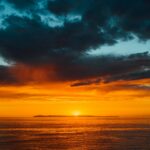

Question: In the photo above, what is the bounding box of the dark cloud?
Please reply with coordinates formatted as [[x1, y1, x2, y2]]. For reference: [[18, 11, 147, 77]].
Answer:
[[0, 65, 18, 84], [47, 0, 73, 15], [47, 0, 89, 16], [71, 78, 101, 87], [121, 84, 150, 91], [0, 14, 116, 65], [70, 52, 150, 86], [4, 0, 36, 10], [105, 70, 150, 83], [0, 51, 149, 86], [0, 0, 150, 86], [48, 0, 150, 40]]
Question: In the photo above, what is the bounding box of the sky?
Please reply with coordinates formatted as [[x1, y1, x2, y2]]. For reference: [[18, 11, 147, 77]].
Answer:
[[0, 0, 150, 117]]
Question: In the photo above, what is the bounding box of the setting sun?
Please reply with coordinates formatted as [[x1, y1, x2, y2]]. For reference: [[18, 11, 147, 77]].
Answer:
[[72, 111, 81, 117]]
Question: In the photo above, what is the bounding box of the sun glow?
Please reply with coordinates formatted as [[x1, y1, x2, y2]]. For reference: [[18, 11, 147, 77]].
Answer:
[[72, 111, 81, 117]]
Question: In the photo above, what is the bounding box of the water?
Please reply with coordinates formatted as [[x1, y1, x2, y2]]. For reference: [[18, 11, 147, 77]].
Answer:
[[0, 117, 150, 150]]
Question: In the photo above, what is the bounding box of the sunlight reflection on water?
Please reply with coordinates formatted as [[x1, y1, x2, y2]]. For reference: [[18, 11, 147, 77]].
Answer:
[[0, 117, 150, 150]]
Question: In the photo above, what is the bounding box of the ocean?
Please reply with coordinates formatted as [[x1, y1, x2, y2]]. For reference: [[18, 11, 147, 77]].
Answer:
[[0, 117, 150, 150]]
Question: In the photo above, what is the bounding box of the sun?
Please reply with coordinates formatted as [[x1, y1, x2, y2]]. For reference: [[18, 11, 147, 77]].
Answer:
[[72, 111, 81, 117]]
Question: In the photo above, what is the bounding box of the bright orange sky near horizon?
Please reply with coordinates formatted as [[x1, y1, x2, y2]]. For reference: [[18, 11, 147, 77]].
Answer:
[[0, 79, 150, 117]]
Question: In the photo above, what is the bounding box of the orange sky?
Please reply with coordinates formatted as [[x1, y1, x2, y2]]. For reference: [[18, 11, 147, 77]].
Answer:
[[0, 79, 150, 117]]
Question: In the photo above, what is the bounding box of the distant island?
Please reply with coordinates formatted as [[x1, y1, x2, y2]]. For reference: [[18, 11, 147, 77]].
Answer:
[[34, 115, 119, 118]]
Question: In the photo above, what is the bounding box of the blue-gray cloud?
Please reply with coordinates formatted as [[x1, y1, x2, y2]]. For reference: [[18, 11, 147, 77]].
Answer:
[[0, 0, 149, 85]]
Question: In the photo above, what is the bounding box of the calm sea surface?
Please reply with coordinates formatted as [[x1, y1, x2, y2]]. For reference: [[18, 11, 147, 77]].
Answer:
[[0, 117, 150, 150]]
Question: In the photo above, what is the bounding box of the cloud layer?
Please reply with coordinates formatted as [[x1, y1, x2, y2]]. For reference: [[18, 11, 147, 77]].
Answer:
[[0, 0, 149, 87]]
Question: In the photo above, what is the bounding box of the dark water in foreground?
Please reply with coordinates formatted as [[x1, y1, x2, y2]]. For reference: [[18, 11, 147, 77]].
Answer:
[[0, 117, 150, 150]]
